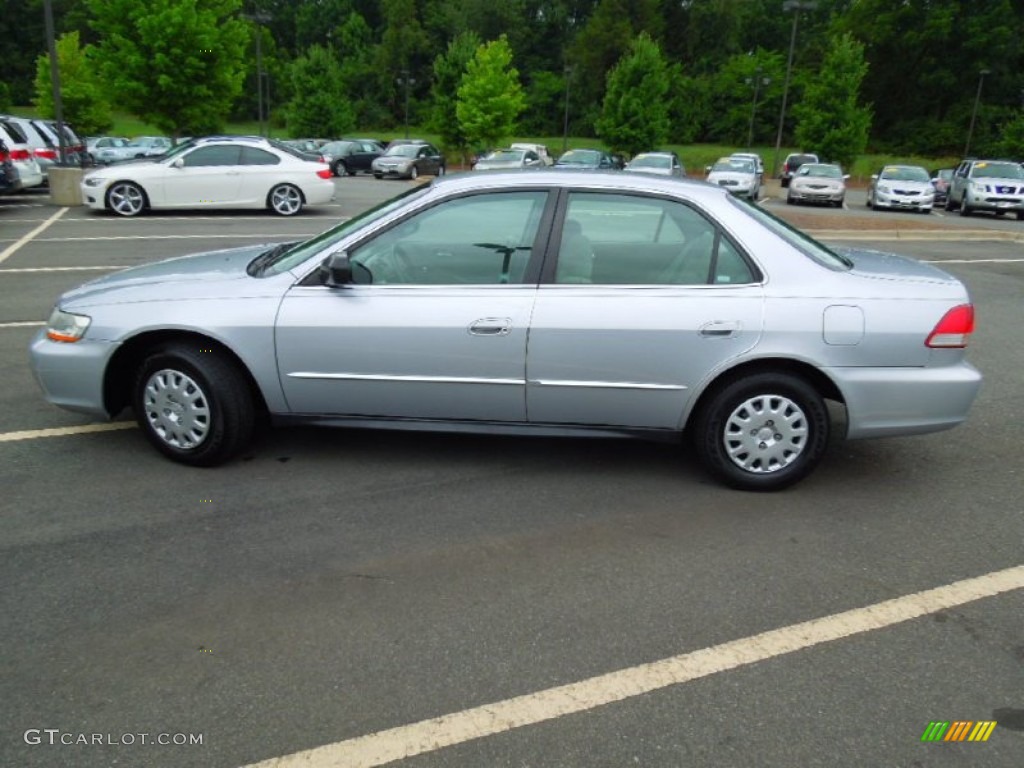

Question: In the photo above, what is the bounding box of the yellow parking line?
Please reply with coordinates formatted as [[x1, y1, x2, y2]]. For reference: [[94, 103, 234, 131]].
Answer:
[[0, 207, 68, 265], [0, 422, 136, 443], [241, 565, 1024, 768]]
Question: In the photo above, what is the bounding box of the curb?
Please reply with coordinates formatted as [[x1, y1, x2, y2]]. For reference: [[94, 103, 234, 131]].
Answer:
[[806, 229, 1024, 242]]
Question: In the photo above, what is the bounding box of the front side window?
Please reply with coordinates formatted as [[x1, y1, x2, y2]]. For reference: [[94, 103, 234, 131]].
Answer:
[[181, 145, 242, 167], [555, 193, 756, 286], [348, 191, 549, 285]]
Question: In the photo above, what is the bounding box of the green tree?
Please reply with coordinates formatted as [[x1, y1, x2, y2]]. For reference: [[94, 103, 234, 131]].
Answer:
[[429, 31, 481, 157], [87, 0, 249, 137], [793, 32, 871, 169], [997, 112, 1024, 159], [595, 33, 670, 157], [33, 31, 112, 136], [456, 36, 526, 151], [286, 45, 355, 138]]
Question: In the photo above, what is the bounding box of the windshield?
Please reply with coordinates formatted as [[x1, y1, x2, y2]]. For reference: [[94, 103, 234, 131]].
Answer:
[[484, 150, 524, 162], [799, 164, 842, 178], [258, 185, 430, 276], [385, 144, 420, 158], [971, 161, 1024, 180], [728, 195, 852, 270], [630, 155, 670, 168], [712, 159, 753, 173], [879, 166, 929, 182], [558, 150, 599, 165]]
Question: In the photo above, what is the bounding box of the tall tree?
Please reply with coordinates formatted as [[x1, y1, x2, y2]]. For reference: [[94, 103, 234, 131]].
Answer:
[[456, 36, 526, 151], [429, 31, 481, 156], [793, 32, 871, 169], [595, 33, 669, 156], [87, 0, 249, 137], [286, 45, 355, 137], [33, 31, 112, 135]]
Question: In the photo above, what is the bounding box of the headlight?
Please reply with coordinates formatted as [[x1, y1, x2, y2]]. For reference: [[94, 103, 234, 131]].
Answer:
[[84, 177, 107, 187], [877, 185, 891, 194], [969, 181, 988, 193], [45, 307, 91, 343]]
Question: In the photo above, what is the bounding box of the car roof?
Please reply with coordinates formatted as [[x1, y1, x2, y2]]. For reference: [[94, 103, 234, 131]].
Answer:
[[429, 168, 724, 200]]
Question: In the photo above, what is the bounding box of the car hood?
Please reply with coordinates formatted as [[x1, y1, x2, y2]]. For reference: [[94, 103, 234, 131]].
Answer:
[[834, 246, 960, 284], [58, 244, 275, 308], [970, 175, 1024, 187], [624, 166, 671, 175], [475, 160, 523, 170], [793, 176, 843, 187]]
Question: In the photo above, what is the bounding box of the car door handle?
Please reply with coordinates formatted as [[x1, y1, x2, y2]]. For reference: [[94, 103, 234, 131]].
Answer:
[[699, 321, 741, 338], [468, 318, 512, 336]]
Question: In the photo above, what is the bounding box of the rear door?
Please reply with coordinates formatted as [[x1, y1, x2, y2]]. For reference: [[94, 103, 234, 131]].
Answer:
[[526, 190, 765, 429]]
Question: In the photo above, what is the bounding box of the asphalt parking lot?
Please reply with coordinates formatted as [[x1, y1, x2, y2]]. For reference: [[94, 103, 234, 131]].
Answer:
[[2, 178, 1023, 768]]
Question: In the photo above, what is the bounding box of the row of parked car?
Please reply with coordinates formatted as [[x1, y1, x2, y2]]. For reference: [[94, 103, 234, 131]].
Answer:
[[0, 115, 87, 193]]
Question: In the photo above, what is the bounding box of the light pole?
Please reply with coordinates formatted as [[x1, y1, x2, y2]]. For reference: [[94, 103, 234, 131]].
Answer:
[[42, 0, 67, 164], [772, 0, 817, 180], [244, 11, 271, 137], [562, 65, 573, 154], [746, 67, 771, 150], [964, 69, 990, 157], [396, 70, 415, 139]]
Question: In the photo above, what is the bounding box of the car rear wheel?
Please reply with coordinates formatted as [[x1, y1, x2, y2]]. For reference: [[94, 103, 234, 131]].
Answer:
[[331, 161, 344, 177], [133, 343, 255, 466], [268, 183, 303, 216], [107, 181, 146, 217], [693, 372, 829, 491]]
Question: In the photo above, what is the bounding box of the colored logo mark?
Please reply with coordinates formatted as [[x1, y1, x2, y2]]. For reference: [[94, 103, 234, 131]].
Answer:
[[921, 721, 997, 742]]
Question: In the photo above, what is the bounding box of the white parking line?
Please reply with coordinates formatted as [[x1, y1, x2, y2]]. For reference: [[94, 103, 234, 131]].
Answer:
[[0, 422, 136, 443], [242, 565, 1024, 768], [0, 207, 68, 265], [24, 234, 315, 242], [0, 321, 44, 328], [924, 258, 1024, 264]]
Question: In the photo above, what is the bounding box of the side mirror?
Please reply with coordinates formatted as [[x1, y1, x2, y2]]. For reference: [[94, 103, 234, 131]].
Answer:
[[870, 174, 878, 181], [705, 166, 712, 174], [320, 251, 353, 287], [172, 158, 184, 169], [843, 174, 850, 180]]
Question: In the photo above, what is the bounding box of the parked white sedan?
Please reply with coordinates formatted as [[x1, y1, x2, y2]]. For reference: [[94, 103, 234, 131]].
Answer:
[[80, 137, 336, 216]]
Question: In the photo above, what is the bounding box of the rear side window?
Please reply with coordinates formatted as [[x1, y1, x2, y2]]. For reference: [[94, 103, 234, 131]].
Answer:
[[0, 120, 29, 144], [241, 147, 280, 165]]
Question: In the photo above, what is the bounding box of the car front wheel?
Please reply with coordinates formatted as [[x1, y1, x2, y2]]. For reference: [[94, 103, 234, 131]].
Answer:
[[268, 183, 303, 216], [409, 165, 419, 180], [107, 181, 147, 217], [693, 372, 829, 491], [133, 343, 256, 466]]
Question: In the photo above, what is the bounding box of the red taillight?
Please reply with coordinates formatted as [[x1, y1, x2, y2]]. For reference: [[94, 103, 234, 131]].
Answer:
[[926, 304, 975, 348], [316, 168, 332, 179], [10, 148, 30, 161], [35, 148, 57, 160]]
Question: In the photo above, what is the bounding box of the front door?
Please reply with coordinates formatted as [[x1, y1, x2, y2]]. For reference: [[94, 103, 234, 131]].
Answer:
[[161, 144, 243, 207], [276, 190, 553, 421]]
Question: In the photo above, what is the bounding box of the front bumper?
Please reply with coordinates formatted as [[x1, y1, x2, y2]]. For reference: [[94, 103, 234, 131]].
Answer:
[[373, 165, 412, 179], [965, 190, 1024, 214], [874, 190, 934, 211], [28, 330, 119, 418], [789, 187, 844, 204]]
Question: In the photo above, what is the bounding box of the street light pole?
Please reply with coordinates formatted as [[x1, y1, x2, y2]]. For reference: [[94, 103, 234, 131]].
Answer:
[[396, 70, 415, 139], [964, 69, 990, 157], [772, 0, 817, 180], [746, 67, 770, 151], [244, 11, 271, 137], [562, 66, 573, 153], [42, 0, 67, 164]]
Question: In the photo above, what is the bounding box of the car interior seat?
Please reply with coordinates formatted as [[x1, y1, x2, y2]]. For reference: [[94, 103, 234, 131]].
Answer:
[[555, 219, 595, 284]]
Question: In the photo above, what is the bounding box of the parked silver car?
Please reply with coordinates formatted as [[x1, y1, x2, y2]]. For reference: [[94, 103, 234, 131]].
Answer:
[[706, 156, 760, 199], [867, 165, 935, 213], [30, 171, 981, 490], [473, 148, 545, 171], [624, 151, 686, 177], [786, 163, 847, 207]]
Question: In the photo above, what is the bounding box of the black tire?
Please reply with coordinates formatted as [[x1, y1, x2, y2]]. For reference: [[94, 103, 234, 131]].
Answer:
[[409, 165, 419, 180], [692, 372, 829, 491], [786, 193, 795, 205], [374, 173, 383, 180], [133, 343, 255, 466], [437, 164, 446, 177], [331, 161, 343, 177], [945, 196, 955, 212], [959, 199, 972, 217]]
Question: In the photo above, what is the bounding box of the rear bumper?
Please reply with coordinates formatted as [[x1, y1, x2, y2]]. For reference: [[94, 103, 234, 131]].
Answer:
[[826, 362, 982, 439]]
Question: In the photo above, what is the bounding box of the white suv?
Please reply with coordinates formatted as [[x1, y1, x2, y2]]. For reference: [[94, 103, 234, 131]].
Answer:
[[946, 159, 1024, 219]]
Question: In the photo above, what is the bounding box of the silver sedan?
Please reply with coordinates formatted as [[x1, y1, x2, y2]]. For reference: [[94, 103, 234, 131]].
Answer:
[[30, 171, 981, 490]]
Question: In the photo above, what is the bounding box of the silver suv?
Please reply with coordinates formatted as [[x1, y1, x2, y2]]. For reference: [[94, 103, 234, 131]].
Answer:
[[946, 159, 1024, 219]]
